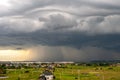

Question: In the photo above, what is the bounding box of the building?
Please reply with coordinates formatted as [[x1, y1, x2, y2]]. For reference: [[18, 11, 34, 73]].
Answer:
[[39, 70, 55, 80]]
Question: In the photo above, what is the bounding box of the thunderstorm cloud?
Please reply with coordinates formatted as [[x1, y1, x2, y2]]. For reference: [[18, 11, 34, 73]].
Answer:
[[0, 0, 120, 61]]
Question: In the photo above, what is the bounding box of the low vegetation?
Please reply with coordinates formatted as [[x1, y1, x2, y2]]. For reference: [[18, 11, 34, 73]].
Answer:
[[0, 62, 120, 80]]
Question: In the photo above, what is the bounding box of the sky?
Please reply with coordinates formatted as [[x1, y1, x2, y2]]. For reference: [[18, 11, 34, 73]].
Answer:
[[0, 0, 120, 61]]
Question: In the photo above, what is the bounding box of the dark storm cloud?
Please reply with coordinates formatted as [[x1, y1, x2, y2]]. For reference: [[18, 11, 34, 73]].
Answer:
[[0, 0, 120, 61], [0, 32, 120, 52]]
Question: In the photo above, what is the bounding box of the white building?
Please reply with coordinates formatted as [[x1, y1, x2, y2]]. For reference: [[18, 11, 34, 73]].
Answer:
[[39, 70, 55, 80]]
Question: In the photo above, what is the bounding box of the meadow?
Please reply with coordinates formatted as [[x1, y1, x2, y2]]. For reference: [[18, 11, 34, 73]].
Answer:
[[2, 64, 120, 80]]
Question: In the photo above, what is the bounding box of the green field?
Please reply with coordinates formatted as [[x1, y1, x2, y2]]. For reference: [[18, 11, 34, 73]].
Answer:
[[1, 65, 120, 80]]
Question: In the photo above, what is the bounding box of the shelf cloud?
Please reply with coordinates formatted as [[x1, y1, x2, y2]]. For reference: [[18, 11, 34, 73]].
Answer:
[[0, 0, 120, 61]]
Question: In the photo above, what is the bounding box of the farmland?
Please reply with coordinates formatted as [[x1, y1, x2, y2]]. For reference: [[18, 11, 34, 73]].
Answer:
[[1, 63, 120, 80]]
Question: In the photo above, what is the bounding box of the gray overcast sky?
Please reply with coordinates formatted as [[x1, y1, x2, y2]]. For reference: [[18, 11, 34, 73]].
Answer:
[[0, 0, 120, 61]]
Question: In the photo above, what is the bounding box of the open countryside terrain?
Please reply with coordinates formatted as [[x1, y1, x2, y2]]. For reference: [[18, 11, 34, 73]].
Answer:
[[1, 64, 120, 80]]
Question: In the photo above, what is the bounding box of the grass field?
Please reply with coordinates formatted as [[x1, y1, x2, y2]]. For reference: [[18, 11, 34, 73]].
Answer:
[[1, 65, 120, 80]]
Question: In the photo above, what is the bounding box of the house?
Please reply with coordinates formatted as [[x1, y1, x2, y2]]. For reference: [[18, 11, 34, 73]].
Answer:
[[39, 70, 55, 80]]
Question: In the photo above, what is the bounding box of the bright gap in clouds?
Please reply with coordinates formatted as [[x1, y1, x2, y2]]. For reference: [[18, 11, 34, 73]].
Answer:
[[0, 50, 31, 61], [0, 0, 11, 6]]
